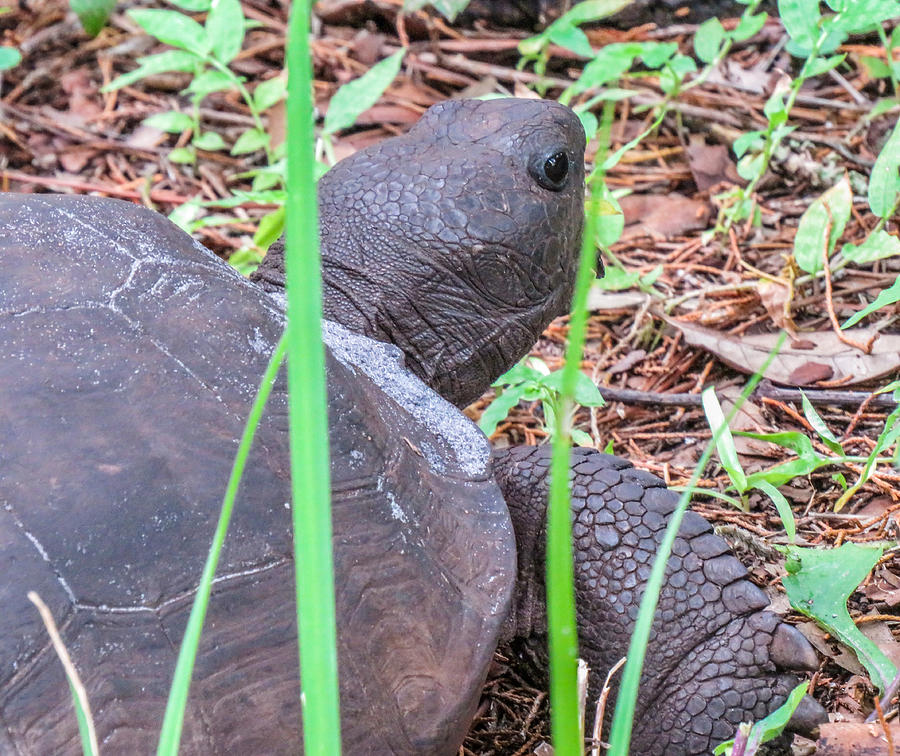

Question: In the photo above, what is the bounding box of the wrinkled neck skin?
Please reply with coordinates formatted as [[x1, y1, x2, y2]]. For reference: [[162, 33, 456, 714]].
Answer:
[[251, 99, 585, 408]]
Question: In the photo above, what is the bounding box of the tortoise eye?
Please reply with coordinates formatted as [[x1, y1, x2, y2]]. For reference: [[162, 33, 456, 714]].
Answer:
[[530, 149, 570, 191], [544, 152, 568, 184]]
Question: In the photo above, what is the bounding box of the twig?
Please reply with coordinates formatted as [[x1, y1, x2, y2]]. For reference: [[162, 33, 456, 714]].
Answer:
[[822, 219, 875, 354], [591, 656, 627, 756]]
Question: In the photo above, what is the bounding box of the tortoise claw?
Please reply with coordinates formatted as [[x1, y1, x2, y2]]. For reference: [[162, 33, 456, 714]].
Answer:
[[770, 622, 819, 672]]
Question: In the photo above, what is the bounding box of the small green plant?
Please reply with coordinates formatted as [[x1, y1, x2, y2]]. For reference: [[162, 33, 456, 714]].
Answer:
[[478, 357, 605, 446], [718, 0, 900, 229], [104, 0, 279, 168], [702, 380, 900, 528], [70, 0, 115, 37], [102, 0, 404, 272]]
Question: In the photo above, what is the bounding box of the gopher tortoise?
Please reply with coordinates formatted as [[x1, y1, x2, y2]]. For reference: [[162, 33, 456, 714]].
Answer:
[[0, 98, 822, 754]]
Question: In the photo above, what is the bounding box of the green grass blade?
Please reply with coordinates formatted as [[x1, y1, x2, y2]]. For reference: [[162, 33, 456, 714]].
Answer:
[[284, 1, 342, 752], [546, 160, 607, 756], [156, 333, 288, 756], [607, 333, 785, 755]]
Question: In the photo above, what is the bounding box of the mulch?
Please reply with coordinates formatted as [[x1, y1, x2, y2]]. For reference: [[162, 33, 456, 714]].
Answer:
[[2, 1, 899, 753]]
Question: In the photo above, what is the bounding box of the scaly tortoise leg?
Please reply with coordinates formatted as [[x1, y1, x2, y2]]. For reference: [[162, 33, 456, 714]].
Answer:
[[493, 445, 826, 755]]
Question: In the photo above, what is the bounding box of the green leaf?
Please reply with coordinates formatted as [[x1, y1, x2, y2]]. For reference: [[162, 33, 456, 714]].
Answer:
[[128, 8, 210, 56], [187, 68, 238, 99], [492, 359, 545, 388], [784, 543, 897, 692], [193, 130, 226, 150], [800, 391, 844, 454], [576, 110, 598, 142], [572, 429, 595, 447], [253, 76, 286, 111], [803, 53, 846, 78], [860, 55, 893, 79], [755, 480, 797, 541], [207, 0, 244, 64], [703, 387, 748, 493], [253, 206, 285, 250], [732, 11, 767, 41], [659, 53, 697, 94], [168, 146, 196, 163], [739, 430, 834, 487], [829, 0, 900, 33], [540, 370, 605, 407], [230, 127, 269, 155], [639, 41, 678, 68], [478, 385, 529, 436], [868, 116, 900, 219], [843, 274, 900, 328], [593, 182, 624, 248], [402, 0, 471, 21], [694, 17, 725, 63], [168, 200, 204, 231], [70, 0, 115, 36], [323, 48, 405, 135], [596, 267, 640, 291], [715, 682, 808, 754], [549, 23, 594, 57], [793, 177, 853, 274], [144, 111, 194, 133], [166, 0, 212, 11], [251, 170, 283, 192], [843, 229, 900, 265], [0, 46, 21, 71], [777, 0, 822, 54], [733, 129, 765, 159], [102, 50, 201, 91], [556, 0, 632, 25]]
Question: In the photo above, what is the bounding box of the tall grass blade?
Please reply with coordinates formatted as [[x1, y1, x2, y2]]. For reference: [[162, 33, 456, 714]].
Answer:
[[546, 104, 610, 754], [284, 1, 342, 752], [28, 591, 99, 756], [156, 334, 288, 756], [606, 333, 785, 755]]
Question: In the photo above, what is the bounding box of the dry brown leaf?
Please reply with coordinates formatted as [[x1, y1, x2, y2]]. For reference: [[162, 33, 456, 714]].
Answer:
[[757, 278, 796, 333], [861, 617, 900, 673], [863, 567, 900, 608], [619, 193, 711, 239], [816, 721, 900, 755], [794, 620, 867, 677], [685, 134, 742, 192], [661, 316, 900, 386]]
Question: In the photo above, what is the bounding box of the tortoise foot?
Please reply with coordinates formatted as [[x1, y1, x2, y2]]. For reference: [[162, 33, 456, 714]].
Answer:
[[493, 446, 826, 755]]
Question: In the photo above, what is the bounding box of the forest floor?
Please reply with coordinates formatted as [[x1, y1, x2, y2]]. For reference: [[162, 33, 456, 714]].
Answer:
[[2, 0, 899, 753]]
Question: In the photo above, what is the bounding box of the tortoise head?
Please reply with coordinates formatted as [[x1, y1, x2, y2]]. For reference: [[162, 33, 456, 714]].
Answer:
[[317, 98, 586, 407]]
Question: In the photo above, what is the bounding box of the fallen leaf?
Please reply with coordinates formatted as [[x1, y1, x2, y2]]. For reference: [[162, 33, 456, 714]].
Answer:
[[619, 193, 711, 239], [794, 620, 866, 677], [758, 278, 796, 332], [660, 316, 900, 386], [862, 565, 900, 609], [686, 134, 742, 191], [861, 617, 900, 673], [817, 721, 900, 755]]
